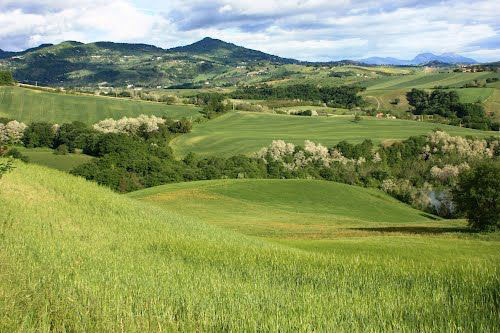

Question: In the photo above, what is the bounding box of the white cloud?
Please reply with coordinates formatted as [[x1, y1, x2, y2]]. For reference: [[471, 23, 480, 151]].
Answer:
[[0, 0, 498, 62]]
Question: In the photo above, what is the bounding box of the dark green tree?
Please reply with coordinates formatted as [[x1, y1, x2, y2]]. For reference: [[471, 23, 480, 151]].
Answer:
[[452, 162, 500, 231], [0, 71, 14, 85], [22, 122, 55, 148]]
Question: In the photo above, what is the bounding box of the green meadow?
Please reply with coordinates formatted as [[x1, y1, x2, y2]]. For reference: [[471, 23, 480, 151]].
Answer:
[[171, 111, 496, 157], [360, 71, 500, 116], [15, 147, 93, 172], [1, 164, 498, 331], [0, 86, 201, 124]]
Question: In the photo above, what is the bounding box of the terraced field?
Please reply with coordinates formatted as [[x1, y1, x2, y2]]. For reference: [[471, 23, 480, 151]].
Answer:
[[0, 86, 201, 124], [171, 111, 496, 157]]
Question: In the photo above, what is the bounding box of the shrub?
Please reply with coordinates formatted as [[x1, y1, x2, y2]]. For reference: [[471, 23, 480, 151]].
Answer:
[[0, 71, 14, 86], [5, 148, 29, 163], [452, 161, 500, 231], [168, 118, 192, 133], [0, 158, 14, 178], [55, 144, 69, 155]]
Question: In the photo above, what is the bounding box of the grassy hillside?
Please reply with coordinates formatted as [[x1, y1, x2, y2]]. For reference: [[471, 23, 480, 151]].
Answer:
[[15, 147, 93, 171], [361, 71, 500, 116], [170, 111, 496, 157], [0, 86, 201, 124], [129, 179, 439, 238], [1, 163, 498, 331]]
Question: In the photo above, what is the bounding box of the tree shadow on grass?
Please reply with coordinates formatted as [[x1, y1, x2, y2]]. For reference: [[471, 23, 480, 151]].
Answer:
[[350, 226, 477, 235], [419, 213, 441, 221]]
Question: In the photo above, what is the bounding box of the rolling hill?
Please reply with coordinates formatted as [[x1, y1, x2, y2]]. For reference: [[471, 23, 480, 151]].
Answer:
[[170, 111, 496, 157], [0, 38, 298, 87], [0, 86, 201, 124], [128, 179, 439, 238], [0, 162, 498, 331]]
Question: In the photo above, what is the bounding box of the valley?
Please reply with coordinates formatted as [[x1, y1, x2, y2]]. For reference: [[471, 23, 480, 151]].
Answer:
[[0, 34, 499, 332]]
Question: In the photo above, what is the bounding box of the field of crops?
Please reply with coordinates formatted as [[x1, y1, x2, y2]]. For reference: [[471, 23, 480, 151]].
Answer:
[[0, 86, 201, 124], [1, 164, 497, 331], [171, 111, 496, 157]]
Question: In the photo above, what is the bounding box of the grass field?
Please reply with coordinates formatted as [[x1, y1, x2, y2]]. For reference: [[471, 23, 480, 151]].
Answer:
[[128, 179, 441, 238], [0, 86, 201, 124], [360, 71, 500, 116], [171, 111, 497, 157], [1, 163, 498, 331], [14, 147, 93, 172], [363, 71, 500, 90]]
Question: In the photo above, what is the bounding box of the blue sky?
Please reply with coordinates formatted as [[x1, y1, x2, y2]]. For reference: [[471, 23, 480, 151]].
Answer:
[[1, 0, 498, 62]]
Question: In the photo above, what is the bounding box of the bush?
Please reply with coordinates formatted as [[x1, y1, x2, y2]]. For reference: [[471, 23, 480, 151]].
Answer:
[[452, 161, 500, 231], [55, 144, 69, 155], [5, 148, 29, 162], [0, 158, 14, 178], [168, 118, 192, 133], [0, 71, 14, 86]]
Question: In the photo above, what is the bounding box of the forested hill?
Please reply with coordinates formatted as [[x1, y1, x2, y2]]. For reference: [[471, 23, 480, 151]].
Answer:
[[0, 38, 298, 87]]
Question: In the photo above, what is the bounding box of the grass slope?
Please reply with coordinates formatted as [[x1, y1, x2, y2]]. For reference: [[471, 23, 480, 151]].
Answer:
[[1, 163, 499, 331], [361, 72, 500, 116], [0, 86, 201, 124], [129, 179, 438, 238], [16, 147, 93, 171], [171, 111, 496, 157]]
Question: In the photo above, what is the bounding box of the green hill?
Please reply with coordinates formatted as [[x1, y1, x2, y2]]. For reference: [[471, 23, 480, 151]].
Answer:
[[0, 38, 297, 87], [0, 86, 201, 124], [0, 164, 499, 332], [1, 162, 498, 331], [128, 179, 438, 238], [170, 111, 496, 157], [169, 37, 296, 64]]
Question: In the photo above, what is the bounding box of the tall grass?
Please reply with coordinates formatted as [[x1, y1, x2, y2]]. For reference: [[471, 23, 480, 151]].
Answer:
[[0, 163, 498, 331]]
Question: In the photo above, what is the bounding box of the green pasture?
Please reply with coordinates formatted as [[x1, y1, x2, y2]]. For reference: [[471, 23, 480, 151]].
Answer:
[[0, 86, 201, 124], [14, 147, 93, 172], [170, 111, 496, 157]]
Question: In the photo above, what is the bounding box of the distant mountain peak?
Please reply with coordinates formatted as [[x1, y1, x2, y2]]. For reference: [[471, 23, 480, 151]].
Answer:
[[167, 37, 297, 64], [168, 37, 237, 53], [360, 52, 477, 65]]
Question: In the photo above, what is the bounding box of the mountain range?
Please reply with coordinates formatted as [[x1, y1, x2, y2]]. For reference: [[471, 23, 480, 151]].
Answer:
[[359, 52, 477, 65], [0, 37, 480, 87]]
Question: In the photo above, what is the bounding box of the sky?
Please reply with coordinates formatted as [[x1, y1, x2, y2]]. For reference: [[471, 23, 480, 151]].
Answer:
[[1, 0, 499, 62]]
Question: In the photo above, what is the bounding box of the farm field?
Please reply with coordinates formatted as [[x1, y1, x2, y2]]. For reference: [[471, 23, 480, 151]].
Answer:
[[14, 147, 93, 171], [1, 163, 498, 331], [360, 71, 500, 115], [170, 111, 497, 157], [0, 86, 201, 124]]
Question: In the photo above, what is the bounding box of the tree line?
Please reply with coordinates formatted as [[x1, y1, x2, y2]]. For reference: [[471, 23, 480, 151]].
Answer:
[[406, 88, 498, 130], [229, 84, 366, 108]]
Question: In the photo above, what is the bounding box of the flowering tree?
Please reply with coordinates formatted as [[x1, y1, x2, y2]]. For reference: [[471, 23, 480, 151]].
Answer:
[[0, 121, 27, 144], [93, 115, 166, 135]]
